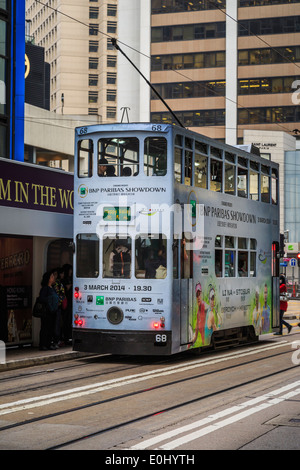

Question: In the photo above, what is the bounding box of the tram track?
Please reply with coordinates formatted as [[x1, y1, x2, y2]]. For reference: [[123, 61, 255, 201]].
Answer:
[[0, 340, 297, 448], [0, 355, 173, 397]]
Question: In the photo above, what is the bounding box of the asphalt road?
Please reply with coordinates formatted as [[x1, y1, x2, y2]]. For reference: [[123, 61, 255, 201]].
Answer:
[[0, 325, 299, 453]]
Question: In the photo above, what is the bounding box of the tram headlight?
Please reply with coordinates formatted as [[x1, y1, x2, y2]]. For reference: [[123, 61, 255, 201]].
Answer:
[[107, 307, 124, 325]]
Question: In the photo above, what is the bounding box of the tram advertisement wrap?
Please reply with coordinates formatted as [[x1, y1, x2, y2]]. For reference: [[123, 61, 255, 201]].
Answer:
[[181, 189, 276, 349]]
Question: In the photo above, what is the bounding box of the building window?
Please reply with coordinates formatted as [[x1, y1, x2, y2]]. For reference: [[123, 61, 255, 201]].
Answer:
[[107, 21, 117, 34], [238, 106, 300, 125], [88, 107, 98, 115], [89, 91, 98, 103], [151, 109, 226, 127], [151, 51, 225, 71], [107, 38, 114, 50], [239, 46, 300, 66], [239, 0, 298, 5], [152, 22, 226, 43], [89, 23, 98, 35], [107, 106, 116, 118], [89, 74, 98, 86], [89, 7, 99, 19], [238, 75, 300, 95], [89, 40, 98, 52], [107, 89, 116, 101], [107, 72, 116, 84], [151, 80, 226, 100], [152, 0, 226, 14], [107, 55, 116, 67], [239, 16, 300, 36], [107, 4, 117, 16], [89, 57, 98, 69]]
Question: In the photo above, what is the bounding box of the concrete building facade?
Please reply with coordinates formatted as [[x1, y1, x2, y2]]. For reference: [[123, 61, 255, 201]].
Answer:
[[25, 0, 151, 124], [150, 0, 300, 144]]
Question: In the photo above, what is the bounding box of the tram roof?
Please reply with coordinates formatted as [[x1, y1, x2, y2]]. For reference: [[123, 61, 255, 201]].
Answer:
[[75, 122, 279, 170]]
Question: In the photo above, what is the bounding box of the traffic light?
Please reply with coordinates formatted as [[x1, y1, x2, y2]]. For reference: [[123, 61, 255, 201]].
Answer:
[[297, 253, 300, 267]]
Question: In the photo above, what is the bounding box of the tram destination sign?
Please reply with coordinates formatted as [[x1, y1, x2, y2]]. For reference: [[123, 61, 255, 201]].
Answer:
[[103, 206, 131, 222]]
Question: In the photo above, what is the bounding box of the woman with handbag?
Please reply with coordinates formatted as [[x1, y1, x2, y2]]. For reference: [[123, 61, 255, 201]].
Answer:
[[274, 275, 292, 335], [38, 270, 59, 350]]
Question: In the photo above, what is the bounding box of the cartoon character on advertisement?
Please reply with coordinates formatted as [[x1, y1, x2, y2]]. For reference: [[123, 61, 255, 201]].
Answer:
[[252, 286, 261, 335], [261, 282, 271, 333], [205, 285, 219, 343], [190, 282, 209, 347], [190, 282, 220, 348]]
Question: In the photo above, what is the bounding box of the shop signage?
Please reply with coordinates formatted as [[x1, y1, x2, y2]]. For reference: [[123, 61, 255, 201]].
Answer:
[[0, 159, 73, 215]]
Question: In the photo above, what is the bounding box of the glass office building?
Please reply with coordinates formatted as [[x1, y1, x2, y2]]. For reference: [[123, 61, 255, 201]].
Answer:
[[150, 0, 300, 144]]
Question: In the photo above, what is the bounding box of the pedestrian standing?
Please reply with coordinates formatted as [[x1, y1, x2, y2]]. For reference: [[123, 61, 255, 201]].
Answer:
[[274, 275, 292, 335], [38, 271, 59, 350]]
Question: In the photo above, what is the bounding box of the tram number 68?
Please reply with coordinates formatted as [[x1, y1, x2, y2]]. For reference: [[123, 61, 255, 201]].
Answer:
[[155, 334, 167, 343]]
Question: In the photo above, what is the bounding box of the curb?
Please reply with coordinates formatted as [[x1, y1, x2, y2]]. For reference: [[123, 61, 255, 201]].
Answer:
[[0, 351, 88, 372]]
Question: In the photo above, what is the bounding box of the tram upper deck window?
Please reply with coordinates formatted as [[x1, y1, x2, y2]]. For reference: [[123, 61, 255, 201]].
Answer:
[[184, 139, 193, 185], [225, 152, 236, 196], [238, 159, 248, 198], [144, 137, 167, 176], [195, 154, 207, 188], [210, 159, 222, 192], [195, 140, 208, 189], [174, 135, 183, 183], [78, 139, 93, 178], [250, 161, 259, 201], [103, 236, 131, 278], [135, 234, 167, 279], [271, 168, 278, 205], [261, 165, 270, 203], [98, 137, 139, 177], [76, 233, 99, 278]]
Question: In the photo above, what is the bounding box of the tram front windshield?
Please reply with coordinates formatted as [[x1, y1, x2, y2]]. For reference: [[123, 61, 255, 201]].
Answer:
[[96, 136, 167, 177]]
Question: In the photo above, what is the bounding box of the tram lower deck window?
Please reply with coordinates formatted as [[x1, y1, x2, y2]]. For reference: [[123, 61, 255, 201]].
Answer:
[[76, 234, 99, 278], [215, 236, 257, 278], [103, 236, 131, 278], [135, 235, 167, 279]]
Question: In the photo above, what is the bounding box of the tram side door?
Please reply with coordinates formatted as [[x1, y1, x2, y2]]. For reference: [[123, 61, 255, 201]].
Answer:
[[272, 242, 280, 329], [180, 236, 194, 345]]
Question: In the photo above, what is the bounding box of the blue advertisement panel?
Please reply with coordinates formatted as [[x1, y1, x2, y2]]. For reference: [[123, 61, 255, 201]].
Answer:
[[10, 0, 25, 161]]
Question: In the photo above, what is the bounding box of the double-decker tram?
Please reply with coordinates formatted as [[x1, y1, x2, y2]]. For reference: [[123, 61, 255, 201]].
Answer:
[[72, 123, 280, 355]]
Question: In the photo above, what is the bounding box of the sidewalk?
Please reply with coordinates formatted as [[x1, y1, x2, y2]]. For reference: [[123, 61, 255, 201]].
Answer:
[[0, 344, 88, 372]]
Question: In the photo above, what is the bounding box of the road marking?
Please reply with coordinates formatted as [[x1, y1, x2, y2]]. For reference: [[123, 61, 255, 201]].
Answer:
[[0, 341, 290, 416], [131, 381, 300, 450]]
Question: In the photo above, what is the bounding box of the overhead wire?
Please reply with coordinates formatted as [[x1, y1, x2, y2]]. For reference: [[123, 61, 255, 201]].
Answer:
[[31, 0, 300, 134]]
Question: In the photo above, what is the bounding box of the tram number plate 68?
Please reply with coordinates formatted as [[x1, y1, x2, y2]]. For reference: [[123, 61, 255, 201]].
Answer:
[[155, 334, 167, 344]]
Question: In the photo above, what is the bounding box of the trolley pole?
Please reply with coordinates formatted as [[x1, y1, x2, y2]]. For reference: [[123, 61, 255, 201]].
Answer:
[[111, 38, 185, 129]]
